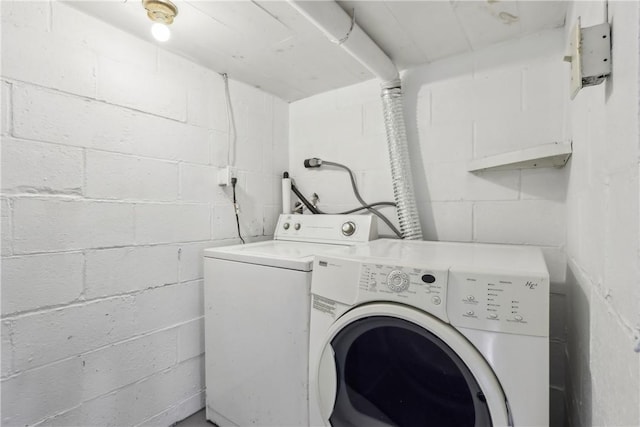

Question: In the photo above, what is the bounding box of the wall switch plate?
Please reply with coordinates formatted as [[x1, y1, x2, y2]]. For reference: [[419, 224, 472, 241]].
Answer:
[[564, 17, 612, 100], [217, 165, 237, 186]]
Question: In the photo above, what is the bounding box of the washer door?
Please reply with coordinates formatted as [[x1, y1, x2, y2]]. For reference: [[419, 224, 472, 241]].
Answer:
[[315, 304, 511, 427]]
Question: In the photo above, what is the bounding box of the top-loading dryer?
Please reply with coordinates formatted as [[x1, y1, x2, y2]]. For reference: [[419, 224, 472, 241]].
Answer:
[[309, 239, 549, 427], [203, 214, 378, 427]]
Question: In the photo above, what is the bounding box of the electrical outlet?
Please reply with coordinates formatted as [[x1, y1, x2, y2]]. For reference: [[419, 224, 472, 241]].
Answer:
[[217, 165, 237, 186]]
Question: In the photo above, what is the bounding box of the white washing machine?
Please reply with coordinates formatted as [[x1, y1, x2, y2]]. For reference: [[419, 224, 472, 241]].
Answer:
[[309, 239, 549, 427], [203, 214, 378, 427]]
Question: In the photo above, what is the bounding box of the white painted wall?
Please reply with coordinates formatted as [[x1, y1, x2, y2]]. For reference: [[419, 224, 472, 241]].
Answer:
[[0, 1, 288, 426], [563, 2, 640, 426], [289, 27, 570, 425]]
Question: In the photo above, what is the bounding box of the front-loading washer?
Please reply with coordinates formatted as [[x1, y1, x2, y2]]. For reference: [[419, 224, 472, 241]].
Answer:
[[309, 239, 549, 427], [203, 214, 377, 427]]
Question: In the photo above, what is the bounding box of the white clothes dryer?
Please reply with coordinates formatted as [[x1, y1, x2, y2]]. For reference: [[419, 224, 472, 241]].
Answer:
[[309, 239, 549, 427], [203, 214, 378, 427]]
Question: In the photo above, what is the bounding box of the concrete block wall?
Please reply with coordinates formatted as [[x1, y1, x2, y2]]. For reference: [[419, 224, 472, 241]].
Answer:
[[289, 27, 569, 425], [563, 1, 640, 426], [0, 1, 288, 426]]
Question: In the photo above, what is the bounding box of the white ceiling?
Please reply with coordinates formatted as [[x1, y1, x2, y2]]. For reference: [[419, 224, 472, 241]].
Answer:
[[67, 0, 569, 102]]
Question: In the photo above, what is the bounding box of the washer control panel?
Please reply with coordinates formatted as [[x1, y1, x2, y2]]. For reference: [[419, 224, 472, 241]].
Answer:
[[358, 263, 448, 322], [447, 268, 549, 337], [275, 214, 377, 243]]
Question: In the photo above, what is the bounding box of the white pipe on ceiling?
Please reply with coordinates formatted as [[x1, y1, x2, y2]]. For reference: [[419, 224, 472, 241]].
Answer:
[[288, 0, 399, 85]]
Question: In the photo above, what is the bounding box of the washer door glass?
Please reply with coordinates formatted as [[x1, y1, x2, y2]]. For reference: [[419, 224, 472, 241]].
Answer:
[[329, 316, 492, 427]]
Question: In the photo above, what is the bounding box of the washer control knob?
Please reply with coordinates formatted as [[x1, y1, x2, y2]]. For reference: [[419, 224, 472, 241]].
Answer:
[[488, 313, 498, 319], [432, 296, 442, 305], [294, 223, 301, 230], [341, 221, 356, 236], [386, 270, 410, 292], [283, 222, 290, 230]]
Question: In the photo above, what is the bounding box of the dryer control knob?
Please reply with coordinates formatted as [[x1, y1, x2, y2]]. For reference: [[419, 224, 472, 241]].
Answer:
[[387, 270, 410, 292], [341, 221, 356, 236], [294, 223, 301, 230], [283, 222, 290, 230]]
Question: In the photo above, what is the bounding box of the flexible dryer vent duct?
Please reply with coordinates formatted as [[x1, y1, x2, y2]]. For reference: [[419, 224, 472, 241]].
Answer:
[[288, 0, 423, 239], [380, 80, 423, 239]]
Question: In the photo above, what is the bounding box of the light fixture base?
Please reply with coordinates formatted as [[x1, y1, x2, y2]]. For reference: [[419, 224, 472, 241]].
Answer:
[[143, 0, 178, 25]]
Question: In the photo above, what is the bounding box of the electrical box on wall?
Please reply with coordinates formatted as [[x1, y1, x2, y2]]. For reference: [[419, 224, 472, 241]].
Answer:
[[217, 165, 237, 186], [564, 17, 612, 100]]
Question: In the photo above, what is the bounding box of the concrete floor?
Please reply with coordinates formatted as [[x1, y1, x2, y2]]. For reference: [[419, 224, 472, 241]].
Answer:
[[174, 410, 212, 427]]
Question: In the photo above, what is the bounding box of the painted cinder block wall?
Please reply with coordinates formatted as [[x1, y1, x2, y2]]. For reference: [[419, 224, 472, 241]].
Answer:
[[0, 1, 288, 426], [289, 27, 570, 424], [563, 1, 640, 426]]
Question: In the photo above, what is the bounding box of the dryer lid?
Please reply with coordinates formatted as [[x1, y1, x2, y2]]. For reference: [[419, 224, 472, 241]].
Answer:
[[204, 240, 352, 271]]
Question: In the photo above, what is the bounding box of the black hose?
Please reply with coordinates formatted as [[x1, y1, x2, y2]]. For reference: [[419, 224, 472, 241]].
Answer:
[[291, 183, 321, 214], [231, 178, 245, 244]]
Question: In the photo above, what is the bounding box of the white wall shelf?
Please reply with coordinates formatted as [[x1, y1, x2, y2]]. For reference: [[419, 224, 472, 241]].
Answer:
[[468, 142, 572, 172]]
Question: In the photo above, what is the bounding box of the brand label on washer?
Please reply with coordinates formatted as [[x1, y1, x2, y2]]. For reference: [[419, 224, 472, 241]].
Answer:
[[312, 295, 337, 317]]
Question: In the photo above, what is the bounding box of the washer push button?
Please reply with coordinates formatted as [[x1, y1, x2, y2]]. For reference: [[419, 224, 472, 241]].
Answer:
[[421, 274, 436, 283]]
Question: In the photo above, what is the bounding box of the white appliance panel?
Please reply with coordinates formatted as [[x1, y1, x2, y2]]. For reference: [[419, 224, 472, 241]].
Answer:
[[448, 268, 549, 337], [274, 214, 378, 244], [326, 239, 548, 275], [311, 255, 449, 322], [459, 327, 549, 427], [204, 258, 311, 427]]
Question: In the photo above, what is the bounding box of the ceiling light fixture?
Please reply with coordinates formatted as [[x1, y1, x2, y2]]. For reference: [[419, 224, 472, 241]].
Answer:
[[142, 0, 178, 42]]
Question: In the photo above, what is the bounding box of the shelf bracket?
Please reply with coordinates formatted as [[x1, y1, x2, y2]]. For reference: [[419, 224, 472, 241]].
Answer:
[[468, 142, 573, 173]]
